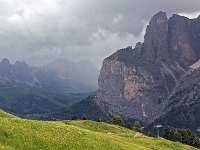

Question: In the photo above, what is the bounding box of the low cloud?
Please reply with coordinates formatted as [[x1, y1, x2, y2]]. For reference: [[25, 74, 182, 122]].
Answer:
[[0, 0, 199, 67]]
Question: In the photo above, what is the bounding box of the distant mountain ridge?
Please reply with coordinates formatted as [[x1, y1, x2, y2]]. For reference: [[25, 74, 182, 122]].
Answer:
[[0, 80, 93, 116], [0, 58, 99, 93], [0, 58, 98, 116]]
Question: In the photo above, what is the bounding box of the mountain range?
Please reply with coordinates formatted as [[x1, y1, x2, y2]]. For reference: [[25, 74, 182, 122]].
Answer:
[[0, 58, 98, 116], [1, 11, 200, 134], [0, 58, 99, 93]]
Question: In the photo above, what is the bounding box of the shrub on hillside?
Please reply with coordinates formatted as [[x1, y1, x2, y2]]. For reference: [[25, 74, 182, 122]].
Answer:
[[82, 115, 88, 120], [96, 117, 104, 122], [71, 115, 78, 120], [112, 115, 125, 127]]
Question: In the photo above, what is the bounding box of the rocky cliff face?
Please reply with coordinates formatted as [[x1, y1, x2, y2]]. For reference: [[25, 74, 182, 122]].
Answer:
[[142, 12, 170, 62], [97, 47, 185, 123], [168, 15, 196, 67], [97, 12, 200, 123], [154, 68, 200, 131]]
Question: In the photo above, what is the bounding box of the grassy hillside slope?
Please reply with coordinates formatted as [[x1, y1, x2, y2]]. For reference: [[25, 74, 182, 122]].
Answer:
[[0, 111, 197, 150], [0, 110, 17, 119]]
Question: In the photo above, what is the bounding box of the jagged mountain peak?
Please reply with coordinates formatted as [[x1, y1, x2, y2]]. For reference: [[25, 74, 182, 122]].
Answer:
[[142, 11, 169, 62], [143, 11, 200, 67], [150, 11, 167, 23], [105, 12, 200, 68], [1, 58, 11, 65], [171, 13, 189, 19]]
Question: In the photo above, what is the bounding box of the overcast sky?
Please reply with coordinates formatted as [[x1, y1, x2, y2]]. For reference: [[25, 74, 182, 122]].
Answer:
[[0, 0, 200, 67]]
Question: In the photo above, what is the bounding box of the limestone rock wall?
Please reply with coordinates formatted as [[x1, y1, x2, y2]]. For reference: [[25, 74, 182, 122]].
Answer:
[[97, 12, 200, 124]]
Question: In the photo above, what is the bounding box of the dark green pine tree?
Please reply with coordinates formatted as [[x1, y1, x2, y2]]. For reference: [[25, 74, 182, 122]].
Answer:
[[133, 121, 142, 132], [126, 122, 133, 130], [71, 115, 78, 120]]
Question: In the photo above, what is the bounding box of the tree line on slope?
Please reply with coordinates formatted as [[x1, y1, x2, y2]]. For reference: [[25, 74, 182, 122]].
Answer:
[[164, 126, 200, 148], [70, 114, 200, 149], [71, 114, 142, 132]]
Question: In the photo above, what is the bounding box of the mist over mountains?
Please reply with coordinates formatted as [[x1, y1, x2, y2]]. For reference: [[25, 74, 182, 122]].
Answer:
[[0, 57, 98, 116], [0, 58, 99, 93], [1, 1, 200, 149], [1, 11, 200, 136]]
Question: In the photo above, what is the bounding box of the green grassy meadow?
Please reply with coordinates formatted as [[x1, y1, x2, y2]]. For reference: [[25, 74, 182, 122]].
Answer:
[[0, 110, 198, 150]]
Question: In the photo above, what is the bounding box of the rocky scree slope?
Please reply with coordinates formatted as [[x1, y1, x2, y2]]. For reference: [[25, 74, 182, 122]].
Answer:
[[154, 68, 200, 131]]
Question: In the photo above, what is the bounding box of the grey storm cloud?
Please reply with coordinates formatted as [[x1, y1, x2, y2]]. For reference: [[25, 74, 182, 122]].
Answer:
[[0, 0, 200, 67]]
